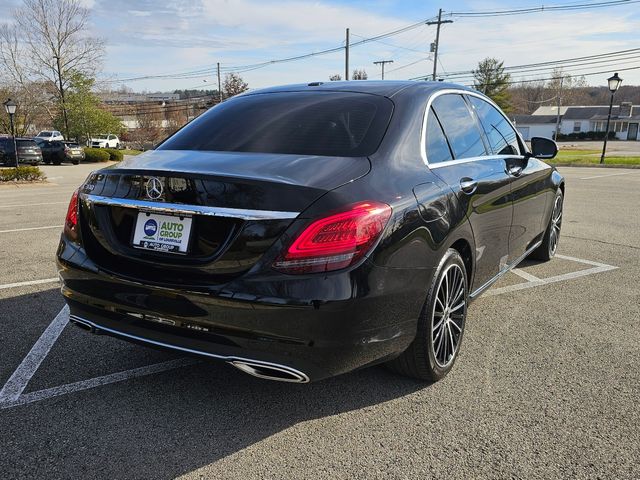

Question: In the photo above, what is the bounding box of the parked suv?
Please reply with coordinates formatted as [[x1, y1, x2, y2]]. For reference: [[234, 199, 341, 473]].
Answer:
[[35, 130, 64, 142], [0, 137, 43, 165], [34, 139, 84, 165], [90, 134, 120, 149]]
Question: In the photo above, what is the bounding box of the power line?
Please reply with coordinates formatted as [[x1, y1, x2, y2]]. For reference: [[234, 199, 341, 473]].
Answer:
[[100, 16, 438, 84], [409, 48, 640, 81], [450, 0, 640, 17], [461, 64, 640, 87]]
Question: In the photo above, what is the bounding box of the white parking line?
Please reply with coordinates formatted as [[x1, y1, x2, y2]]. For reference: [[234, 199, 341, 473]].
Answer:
[[0, 253, 619, 410], [0, 358, 198, 410], [579, 172, 636, 180], [0, 201, 67, 209], [0, 278, 59, 290], [485, 254, 617, 297], [0, 225, 62, 234], [511, 268, 540, 282], [0, 306, 69, 404]]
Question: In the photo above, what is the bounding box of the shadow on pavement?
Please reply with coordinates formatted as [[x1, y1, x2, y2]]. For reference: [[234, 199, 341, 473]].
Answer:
[[0, 288, 426, 479]]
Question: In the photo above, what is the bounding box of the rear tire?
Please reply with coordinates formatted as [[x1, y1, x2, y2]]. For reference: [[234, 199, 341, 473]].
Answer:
[[72, 160, 79, 165], [530, 189, 563, 261], [386, 248, 468, 382]]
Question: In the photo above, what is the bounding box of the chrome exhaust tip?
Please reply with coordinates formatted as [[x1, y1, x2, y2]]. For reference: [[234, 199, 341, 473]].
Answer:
[[69, 316, 101, 335], [230, 360, 309, 383]]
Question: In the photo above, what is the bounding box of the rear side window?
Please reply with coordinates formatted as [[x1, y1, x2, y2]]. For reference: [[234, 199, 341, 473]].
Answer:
[[468, 96, 520, 155], [158, 92, 394, 157], [431, 94, 487, 159], [425, 108, 453, 164]]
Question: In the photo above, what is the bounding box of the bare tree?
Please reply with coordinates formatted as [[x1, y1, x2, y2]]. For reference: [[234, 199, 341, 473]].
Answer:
[[329, 74, 342, 81], [352, 69, 368, 80], [223, 73, 249, 98], [0, 0, 104, 137]]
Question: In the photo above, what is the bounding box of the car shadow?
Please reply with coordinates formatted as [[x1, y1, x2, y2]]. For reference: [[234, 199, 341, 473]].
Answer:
[[0, 288, 427, 479]]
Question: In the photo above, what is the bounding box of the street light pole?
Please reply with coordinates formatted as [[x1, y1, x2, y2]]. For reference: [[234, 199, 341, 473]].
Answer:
[[3, 99, 18, 168], [600, 72, 622, 165]]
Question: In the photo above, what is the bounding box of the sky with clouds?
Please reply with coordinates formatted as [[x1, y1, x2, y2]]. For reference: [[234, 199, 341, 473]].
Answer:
[[1, 0, 639, 92]]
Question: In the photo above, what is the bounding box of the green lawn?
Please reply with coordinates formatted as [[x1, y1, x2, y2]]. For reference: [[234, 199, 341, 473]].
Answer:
[[121, 149, 143, 156], [550, 149, 640, 166]]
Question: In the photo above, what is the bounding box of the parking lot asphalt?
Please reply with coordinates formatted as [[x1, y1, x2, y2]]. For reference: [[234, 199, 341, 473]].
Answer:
[[1, 164, 638, 479]]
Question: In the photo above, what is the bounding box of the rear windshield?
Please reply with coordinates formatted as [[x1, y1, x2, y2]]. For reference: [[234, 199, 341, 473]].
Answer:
[[158, 92, 394, 157], [17, 140, 37, 148], [38, 131, 52, 136]]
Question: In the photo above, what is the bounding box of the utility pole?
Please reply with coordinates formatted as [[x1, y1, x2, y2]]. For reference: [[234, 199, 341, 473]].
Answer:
[[373, 60, 394, 80], [426, 9, 452, 81], [217, 62, 222, 103], [53, 54, 70, 139], [345, 28, 350, 81], [554, 76, 564, 141]]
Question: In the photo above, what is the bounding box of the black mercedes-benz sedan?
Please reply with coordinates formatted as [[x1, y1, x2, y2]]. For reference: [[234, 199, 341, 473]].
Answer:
[[57, 81, 564, 383]]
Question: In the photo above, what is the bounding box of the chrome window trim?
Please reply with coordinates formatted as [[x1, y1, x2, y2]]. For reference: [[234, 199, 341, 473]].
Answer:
[[420, 88, 526, 168], [83, 194, 300, 220]]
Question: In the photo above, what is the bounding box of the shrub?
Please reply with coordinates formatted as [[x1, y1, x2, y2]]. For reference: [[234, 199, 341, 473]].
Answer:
[[556, 131, 615, 141], [83, 148, 111, 162], [0, 166, 46, 182], [103, 148, 124, 161]]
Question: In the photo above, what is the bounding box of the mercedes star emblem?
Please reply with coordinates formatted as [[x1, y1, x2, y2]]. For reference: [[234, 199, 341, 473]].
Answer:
[[146, 177, 163, 200]]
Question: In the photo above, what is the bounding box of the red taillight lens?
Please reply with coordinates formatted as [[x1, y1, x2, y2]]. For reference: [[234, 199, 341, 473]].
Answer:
[[273, 201, 392, 274], [64, 189, 79, 241]]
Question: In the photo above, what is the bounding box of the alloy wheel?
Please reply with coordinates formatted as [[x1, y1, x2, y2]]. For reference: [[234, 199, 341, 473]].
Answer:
[[431, 263, 466, 368], [549, 195, 563, 256]]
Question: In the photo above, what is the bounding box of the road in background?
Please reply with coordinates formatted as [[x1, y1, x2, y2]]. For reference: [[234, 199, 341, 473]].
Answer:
[[0, 165, 638, 479]]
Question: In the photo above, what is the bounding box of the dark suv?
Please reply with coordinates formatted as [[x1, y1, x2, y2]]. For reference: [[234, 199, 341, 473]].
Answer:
[[34, 139, 84, 165], [0, 137, 43, 166]]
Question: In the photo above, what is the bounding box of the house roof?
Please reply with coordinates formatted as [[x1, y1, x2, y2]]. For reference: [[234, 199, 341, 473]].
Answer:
[[512, 114, 557, 125], [532, 106, 569, 116], [563, 105, 640, 121]]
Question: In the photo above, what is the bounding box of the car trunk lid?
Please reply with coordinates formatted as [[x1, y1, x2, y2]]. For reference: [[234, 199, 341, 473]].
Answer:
[[78, 150, 370, 287]]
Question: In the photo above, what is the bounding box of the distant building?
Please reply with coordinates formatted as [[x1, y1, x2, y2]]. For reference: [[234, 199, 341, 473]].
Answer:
[[99, 92, 180, 104], [512, 102, 640, 141]]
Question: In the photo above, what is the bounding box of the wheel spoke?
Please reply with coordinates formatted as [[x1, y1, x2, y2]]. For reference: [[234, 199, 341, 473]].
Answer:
[[449, 319, 462, 332], [450, 300, 465, 312], [447, 323, 455, 359]]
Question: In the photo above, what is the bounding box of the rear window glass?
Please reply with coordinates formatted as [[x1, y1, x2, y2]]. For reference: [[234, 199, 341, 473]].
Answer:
[[425, 108, 453, 164], [158, 92, 394, 157], [17, 140, 37, 148]]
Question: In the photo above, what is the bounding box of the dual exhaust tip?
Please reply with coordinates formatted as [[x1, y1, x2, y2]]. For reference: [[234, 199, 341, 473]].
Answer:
[[70, 317, 309, 383]]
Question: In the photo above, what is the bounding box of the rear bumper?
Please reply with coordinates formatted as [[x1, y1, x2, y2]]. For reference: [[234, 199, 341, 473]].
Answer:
[[57, 243, 432, 382]]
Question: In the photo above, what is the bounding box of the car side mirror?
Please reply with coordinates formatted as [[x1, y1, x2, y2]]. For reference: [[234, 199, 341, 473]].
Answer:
[[529, 137, 558, 160]]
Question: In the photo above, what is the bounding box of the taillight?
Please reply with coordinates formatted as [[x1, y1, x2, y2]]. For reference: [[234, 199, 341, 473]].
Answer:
[[64, 189, 80, 242], [273, 201, 392, 274]]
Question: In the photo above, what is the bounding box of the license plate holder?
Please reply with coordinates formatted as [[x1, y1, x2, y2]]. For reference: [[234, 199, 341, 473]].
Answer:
[[132, 211, 192, 254]]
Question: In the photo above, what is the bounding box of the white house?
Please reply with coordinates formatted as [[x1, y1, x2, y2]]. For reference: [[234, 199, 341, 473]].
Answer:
[[511, 103, 640, 141]]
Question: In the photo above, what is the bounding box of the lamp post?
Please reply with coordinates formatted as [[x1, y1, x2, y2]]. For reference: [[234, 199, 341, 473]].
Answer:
[[3, 99, 18, 168], [600, 72, 622, 164]]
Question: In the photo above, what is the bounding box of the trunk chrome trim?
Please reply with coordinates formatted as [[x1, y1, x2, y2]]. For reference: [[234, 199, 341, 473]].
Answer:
[[69, 314, 310, 383], [83, 194, 300, 220]]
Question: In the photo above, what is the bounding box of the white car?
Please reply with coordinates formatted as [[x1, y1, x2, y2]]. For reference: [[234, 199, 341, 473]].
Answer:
[[90, 134, 120, 149], [35, 130, 64, 142]]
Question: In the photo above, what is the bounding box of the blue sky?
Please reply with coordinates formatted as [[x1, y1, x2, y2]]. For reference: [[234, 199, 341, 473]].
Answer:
[[2, 0, 639, 91]]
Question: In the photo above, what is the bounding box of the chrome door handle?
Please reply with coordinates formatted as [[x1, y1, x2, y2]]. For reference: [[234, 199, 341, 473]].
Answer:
[[507, 166, 523, 177], [459, 178, 478, 195]]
